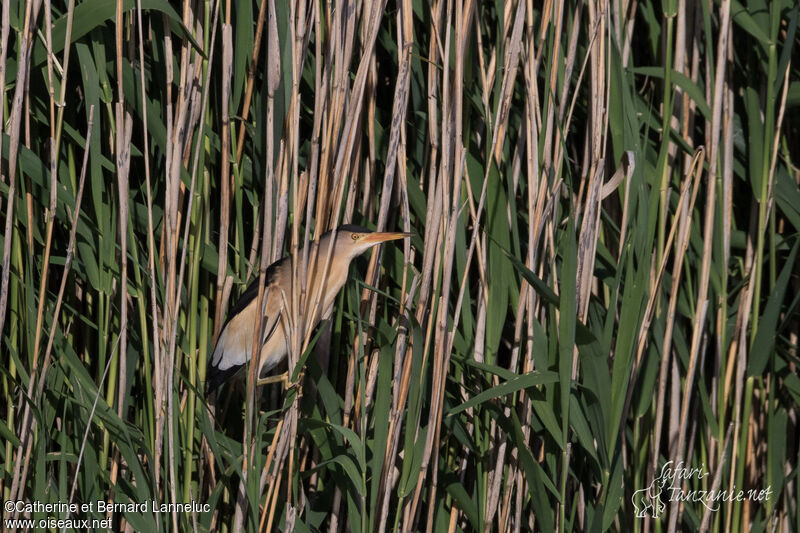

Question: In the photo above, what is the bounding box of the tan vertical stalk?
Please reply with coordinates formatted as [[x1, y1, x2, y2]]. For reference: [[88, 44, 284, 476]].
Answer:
[[110, 0, 134, 502], [234, 0, 269, 165], [213, 0, 234, 344], [6, 0, 44, 511], [667, 2, 730, 531], [238, 0, 280, 530]]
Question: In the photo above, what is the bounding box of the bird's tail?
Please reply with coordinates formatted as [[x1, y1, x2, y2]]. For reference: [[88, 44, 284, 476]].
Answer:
[[205, 363, 242, 395]]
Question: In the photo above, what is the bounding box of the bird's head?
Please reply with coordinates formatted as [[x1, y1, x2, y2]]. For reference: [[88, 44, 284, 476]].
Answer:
[[332, 224, 413, 259]]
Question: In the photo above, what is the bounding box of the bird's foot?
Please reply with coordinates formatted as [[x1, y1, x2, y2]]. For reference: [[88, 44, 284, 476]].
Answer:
[[287, 369, 305, 394]]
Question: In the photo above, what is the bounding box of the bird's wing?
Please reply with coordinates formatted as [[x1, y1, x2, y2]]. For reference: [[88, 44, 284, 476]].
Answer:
[[206, 265, 284, 392], [206, 311, 283, 392]]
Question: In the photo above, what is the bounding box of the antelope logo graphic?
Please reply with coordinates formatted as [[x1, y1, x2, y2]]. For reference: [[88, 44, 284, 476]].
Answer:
[[632, 475, 667, 518]]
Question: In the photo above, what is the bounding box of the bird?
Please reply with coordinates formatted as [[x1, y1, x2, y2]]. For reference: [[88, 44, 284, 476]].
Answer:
[[206, 224, 412, 393]]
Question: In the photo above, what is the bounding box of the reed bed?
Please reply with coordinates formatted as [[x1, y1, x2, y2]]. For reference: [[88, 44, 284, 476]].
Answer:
[[1, 0, 798, 531]]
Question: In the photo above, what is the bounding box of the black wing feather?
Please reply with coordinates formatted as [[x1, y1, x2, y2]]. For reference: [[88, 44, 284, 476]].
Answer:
[[206, 364, 244, 393]]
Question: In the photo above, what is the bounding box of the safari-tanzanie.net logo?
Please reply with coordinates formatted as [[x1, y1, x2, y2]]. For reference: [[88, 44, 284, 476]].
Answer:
[[631, 461, 772, 519]]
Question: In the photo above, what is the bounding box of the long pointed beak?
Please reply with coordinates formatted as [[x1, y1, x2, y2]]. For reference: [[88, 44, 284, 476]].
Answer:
[[362, 231, 414, 245]]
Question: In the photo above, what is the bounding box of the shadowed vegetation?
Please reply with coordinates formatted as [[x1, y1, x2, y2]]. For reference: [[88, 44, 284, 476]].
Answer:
[[1, 0, 799, 531]]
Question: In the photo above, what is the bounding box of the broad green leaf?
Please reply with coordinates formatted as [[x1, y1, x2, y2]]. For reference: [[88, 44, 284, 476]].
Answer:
[[448, 370, 558, 417], [32, 0, 202, 67], [747, 240, 799, 376]]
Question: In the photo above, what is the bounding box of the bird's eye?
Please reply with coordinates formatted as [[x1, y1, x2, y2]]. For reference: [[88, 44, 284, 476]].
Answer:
[[351, 233, 360, 241]]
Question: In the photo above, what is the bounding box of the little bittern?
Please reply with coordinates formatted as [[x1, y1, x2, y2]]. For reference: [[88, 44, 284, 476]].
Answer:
[[207, 225, 411, 392]]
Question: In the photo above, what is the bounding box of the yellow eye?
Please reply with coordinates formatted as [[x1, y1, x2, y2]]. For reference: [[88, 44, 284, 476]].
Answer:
[[351, 233, 360, 241]]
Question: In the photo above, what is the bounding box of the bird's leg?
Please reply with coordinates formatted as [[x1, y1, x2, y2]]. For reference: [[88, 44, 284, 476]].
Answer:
[[255, 369, 305, 390], [256, 372, 289, 387]]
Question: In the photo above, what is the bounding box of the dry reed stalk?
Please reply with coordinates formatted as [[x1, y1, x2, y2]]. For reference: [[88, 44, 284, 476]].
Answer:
[[628, 150, 689, 366], [19, 102, 92, 527], [445, 160, 490, 517], [152, 11, 172, 497], [363, 0, 412, 333], [666, 5, 730, 532], [0, 0, 8, 197], [576, 162, 605, 321], [427, 0, 519, 528], [699, 424, 734, 532], [505, 3, 543, 529], [154, 0, 182, 491], [257, 2, 388, 528], [0, 0, 10, 501], [710, 21, 734, 472], [234, 0, 269, 166], [213, 0, 233, 345], [649, 148, 704, 482], [389, 1, 448, 519], [67, 328, 116, 513], [110, 0, 134, 502], [159, 3, 221, 529], [242, 2, 310, 529], [723, 211, 756, 533], [285, 1, 312, 526], [134, 2, 162, 487], [257, 416, 285, 529], [404, 0, 456, 526], [35, 103, 94, 401], [0, 0, 793, 529], [347, 0, 415, 440], [23, 0, 52, 398], [6, 0, 48, 512]]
